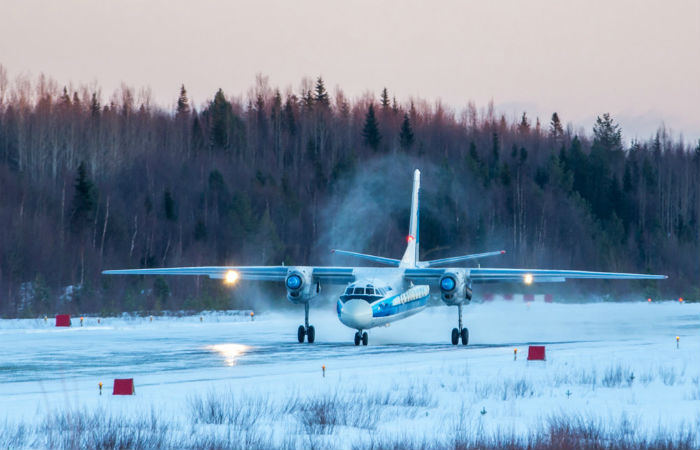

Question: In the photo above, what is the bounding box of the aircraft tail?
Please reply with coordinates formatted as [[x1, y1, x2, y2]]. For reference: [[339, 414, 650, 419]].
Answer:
[[400, 169, 420, 267]]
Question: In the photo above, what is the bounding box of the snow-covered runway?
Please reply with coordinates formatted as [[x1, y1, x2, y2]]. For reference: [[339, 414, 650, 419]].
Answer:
[[1, 300, 698, 446]]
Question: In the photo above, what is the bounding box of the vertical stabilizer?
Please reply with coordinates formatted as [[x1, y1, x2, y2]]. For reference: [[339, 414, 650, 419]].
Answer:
[[400, 169, 420, 267]]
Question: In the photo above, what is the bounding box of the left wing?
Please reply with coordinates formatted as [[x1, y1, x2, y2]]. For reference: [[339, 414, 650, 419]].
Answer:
[[404, 267, 667, 284], [102, 266, 355, 284]]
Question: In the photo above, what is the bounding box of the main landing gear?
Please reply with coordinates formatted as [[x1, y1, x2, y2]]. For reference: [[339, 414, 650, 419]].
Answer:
[[451, 303, 469, 346], [354, 330, 368, 346], [298, 302, 315, 343]]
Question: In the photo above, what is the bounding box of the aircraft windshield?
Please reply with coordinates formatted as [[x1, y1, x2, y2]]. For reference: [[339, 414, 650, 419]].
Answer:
[[340, 284, 387, 303]]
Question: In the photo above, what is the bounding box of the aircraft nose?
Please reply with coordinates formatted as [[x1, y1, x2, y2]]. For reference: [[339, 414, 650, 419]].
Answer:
[[339, 300, 372, 329]]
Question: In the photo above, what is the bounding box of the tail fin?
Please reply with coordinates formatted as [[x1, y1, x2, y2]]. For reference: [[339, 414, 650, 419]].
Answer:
[[400, 169, 420, 267]]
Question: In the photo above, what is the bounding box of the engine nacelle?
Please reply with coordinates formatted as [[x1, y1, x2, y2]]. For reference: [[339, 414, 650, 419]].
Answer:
[[439, 270, 472, 305], [285, 267, 319, 304]]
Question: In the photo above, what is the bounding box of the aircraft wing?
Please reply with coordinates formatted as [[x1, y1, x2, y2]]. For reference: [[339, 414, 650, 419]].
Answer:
[[404, 268, 667, 284], [102, 266, 355, 284]]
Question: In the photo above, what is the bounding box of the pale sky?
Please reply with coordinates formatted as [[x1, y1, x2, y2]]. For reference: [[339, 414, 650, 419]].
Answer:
[[2, 0, 699, 142]]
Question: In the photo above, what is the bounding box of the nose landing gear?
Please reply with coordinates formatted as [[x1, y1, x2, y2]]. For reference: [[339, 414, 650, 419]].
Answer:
[[451, 303, 469, 345], [354, 330, 368, 346], [297, 302, 315, 343]]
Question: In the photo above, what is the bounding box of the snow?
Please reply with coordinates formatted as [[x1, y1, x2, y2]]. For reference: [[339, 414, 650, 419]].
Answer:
[[1, 300, 698, 446]]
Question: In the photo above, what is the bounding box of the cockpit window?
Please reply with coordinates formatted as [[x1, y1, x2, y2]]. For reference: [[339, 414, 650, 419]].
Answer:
[[354, 287, 365, 295], [344, 287, 353, 294], [366, 288, 375, 295]]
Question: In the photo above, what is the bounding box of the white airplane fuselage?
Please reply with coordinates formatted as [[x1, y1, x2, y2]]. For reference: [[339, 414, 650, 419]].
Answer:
[[337, 277, 431, 330]]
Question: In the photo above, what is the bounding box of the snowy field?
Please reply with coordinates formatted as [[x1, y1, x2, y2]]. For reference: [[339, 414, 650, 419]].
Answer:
[[1, 300, 698, 449]]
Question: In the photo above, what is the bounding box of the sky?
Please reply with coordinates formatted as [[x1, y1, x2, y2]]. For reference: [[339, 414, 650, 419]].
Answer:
[[1, 0, 698, 143]]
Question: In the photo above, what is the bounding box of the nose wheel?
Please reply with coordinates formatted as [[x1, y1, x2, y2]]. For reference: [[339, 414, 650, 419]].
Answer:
[[451, 304, 469, 345], [354, 331, 368, 346], [298, 325, 315, 343], [297, 302, 315, 343]]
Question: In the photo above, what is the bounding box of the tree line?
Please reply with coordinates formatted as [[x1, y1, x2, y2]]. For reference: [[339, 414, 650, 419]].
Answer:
[[0, 67, 697, 317]]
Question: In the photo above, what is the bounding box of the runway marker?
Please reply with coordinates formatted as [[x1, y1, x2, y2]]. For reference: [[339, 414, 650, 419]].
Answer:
[[200, 316, 203, 322], [322, 365, 326, 377], [80, 317, 84, 327], [250, 311, 255, 321], [150, 315, 153, 322], [99, 382, 102, 395], [514, 348, 518, 361], [676, 336, 680, 349], [44, 316, 47, 323], [679, 297, 684, 303]]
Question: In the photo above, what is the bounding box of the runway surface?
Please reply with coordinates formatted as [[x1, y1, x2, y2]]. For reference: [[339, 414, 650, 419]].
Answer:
[[1, 300, 698, 428]]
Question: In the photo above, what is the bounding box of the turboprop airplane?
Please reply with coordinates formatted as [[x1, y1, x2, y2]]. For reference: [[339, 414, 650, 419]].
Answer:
[[103, 169, 667, 346]]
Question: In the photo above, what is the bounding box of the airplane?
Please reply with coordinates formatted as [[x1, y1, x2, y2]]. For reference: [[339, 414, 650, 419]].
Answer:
[[103, 169, 667, 346]]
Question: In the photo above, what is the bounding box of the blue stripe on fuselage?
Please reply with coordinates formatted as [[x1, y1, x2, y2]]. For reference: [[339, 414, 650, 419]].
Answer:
[[371, 294, 429, 317]]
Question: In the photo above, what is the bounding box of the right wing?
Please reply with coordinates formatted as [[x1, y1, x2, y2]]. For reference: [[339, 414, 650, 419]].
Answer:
[[403, 267, 667, 284], [102, 266, 355, 284]]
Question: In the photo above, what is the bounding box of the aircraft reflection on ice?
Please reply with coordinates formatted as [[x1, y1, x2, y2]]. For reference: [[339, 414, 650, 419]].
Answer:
[[105, 169, 667, 346], [206, 343, 250, 367]]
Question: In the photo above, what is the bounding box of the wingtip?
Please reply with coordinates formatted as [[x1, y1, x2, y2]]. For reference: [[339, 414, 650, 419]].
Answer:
[[500, 250, 506, 254], [330, 249, 336, 253]]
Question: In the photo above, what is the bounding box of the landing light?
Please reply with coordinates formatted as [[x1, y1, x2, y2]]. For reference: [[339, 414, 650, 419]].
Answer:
[[523, 274, 534, 285], [225, 270, 239, 284], [407, 235, 415, 242]]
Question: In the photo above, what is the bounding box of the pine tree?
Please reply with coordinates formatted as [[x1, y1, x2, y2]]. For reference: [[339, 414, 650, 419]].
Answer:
[[380, 88, 390, 110], [176, 84, 190, 118], [362, 104, 381, 151], [313, 77, 329, 107], [70, 162, 96, 234], [399, 113, 414, 150], [549, 112, 563, 138]]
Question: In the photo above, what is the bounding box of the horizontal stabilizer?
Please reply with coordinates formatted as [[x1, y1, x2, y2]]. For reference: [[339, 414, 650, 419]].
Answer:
[[423, 250, 506, 267], [331, 249, 400, 267]]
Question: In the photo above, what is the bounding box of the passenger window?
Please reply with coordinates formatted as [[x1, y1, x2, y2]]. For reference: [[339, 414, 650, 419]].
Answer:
[[354, 287, 365, 295], [366, 288, 375, 295]]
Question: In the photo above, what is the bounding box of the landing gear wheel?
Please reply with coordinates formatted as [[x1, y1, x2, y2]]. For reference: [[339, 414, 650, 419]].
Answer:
[[362, 332, 368, 346], [297, 325, 306, 343], [451, 328, 459, 345], [307, 325, 315, 344], [460, 327, 469, 345], [354, 332, 361, 346]]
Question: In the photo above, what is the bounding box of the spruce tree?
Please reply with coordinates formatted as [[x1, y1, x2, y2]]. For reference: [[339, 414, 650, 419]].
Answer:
[[176, 84, 190, 118], [313, 77, 329, 107], [210, 89, 232, 149], [90, 93, 100, 119], [362, 104, 381, 151], [399, 113, 414, 150], [380, 88, 390, 110], [70, 162, 96, 234], [518, 112, 530, 134], [163, 190, 177, 222], [550, 112, 563, 138]]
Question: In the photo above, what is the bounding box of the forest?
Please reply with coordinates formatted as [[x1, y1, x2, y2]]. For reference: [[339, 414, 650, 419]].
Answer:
[[0, 65, 697, 317]]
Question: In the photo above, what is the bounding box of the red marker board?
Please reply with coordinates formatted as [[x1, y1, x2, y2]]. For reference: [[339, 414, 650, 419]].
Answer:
[[55, 314, 71, 327], [113, 378, 135, 395], [527, 345, 546, 361]]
